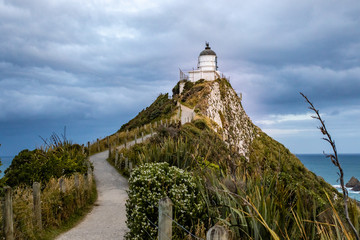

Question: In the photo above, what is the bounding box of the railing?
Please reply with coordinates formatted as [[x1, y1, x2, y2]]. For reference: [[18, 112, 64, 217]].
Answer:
[[179, 68, 189, 81]]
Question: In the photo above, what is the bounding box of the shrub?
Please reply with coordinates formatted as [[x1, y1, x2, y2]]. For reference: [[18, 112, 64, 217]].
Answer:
[[125, 162, 206, 239], [3, 142, 89, 188]]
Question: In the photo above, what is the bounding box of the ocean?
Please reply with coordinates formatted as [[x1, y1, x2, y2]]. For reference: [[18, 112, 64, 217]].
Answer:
[[297, 154, 360, 201], [1, 154, 359, 200], [0, 156, 13, 177]]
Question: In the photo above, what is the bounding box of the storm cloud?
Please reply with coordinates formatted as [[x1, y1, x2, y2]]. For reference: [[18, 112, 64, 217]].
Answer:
[[1, 0, 360, 155]]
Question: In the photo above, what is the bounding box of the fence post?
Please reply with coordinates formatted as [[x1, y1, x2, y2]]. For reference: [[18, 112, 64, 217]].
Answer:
[[74, 174, 80, 189], [129, 161, 133, 172], [33, 182, 42, 230], [87, 166, 93, 184], [141, 132, 144, 142], [125, 157, 129, 170], [124, 137, 127, 149], [59, 178, 66, 193], [87, 141, 90, 156], [109, 143, 112, 158], [206, 225, 228, 240], [97, 138, 100, 152], [4, 186, 14, 240], [158, 197, 173, 240], [151, 127, 153, 137], [135, 134, 137, 144], [120, 153, 124, 167], [115, 150, 119, 167]]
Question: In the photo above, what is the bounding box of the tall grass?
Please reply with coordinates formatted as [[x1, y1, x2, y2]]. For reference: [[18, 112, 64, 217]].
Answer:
[[0, 174, 96, 239], [117, 120, 360, 239]]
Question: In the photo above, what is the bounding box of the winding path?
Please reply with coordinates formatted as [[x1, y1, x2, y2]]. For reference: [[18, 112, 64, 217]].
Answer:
[[57, 134, 153, 239], [56, 150, 129, 239]]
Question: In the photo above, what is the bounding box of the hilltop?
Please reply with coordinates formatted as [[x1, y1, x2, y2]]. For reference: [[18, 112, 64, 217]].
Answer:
[[108, 78, 358, 239]]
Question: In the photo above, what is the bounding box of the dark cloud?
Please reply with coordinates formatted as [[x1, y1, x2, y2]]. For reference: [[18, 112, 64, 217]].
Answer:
[[1, 0, 360, 155]]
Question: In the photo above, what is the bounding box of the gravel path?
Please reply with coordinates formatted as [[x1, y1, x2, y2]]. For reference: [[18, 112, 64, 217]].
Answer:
[[56, 150, 129, 240], [56, 134, 154, 240]]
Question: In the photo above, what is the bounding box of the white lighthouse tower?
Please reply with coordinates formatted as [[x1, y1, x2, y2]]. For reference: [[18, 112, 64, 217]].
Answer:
[[187, 42, 221, 82]]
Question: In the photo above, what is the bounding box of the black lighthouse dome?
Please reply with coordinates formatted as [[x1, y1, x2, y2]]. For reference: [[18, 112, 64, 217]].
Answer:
[[199, 42, 216, 56]]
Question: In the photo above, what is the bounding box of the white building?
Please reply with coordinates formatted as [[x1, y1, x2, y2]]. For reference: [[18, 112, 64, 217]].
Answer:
[[186, 43, 222, 82]]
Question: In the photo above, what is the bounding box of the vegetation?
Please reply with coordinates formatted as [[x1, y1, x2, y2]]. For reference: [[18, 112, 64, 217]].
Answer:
[[118, 118, 360, 239], [112, 79, 360, 239], [2, 134, 91, 188], [301, 92, 360, 239], [0, 175, 96, 240], [125, 162, 206, 239], [119, 93, 177, 132], [0, 134, 96, 239]]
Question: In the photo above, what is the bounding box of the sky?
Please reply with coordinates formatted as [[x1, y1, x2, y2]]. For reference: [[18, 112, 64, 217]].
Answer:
[[0, 0, 359, 157]]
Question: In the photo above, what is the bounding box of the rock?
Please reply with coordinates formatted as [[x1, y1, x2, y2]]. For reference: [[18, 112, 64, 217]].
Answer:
[[345, 176, 360, 188], [352, 183, 360, 191]]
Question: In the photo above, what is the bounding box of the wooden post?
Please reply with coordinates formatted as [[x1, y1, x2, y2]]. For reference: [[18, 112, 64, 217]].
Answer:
[[33, 182, 42, 230], [160, 119, 163, 126], [97, 138, 100, 152], [59, 178, 66, 193], [118, 153, 123, 169], [74, 174, 80, 189], [87, 166, 93, 184], [206, 225, 228, 240], [141, 132, 144, 142], [87, 141, 90, 156], [135, 134, 137, 144], [84, 174, 89, 190], [4, 186, 14, 240], [125, 157, 129, 170], [151, 127, 153, 137], [109, 142, 112, 158], [158, 197, 173, 240], [107, 136, 109, 148], [115, 150, 119, 167], [129, 161, 133, 172], [124, 138, 127, 149]]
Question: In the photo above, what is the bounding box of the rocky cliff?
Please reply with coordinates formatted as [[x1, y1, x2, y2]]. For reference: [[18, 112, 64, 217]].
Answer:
[[178, 79, 258, 159]]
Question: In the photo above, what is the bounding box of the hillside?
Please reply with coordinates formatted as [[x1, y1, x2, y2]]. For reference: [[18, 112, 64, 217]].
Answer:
[[112, 78, 358, 239]]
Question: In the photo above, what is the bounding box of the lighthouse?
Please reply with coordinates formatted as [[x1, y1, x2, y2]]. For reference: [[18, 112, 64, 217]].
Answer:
[[186, 42, 222, 82]]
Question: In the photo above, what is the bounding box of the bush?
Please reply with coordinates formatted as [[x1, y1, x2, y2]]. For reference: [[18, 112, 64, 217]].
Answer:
[[125, 162, 206, 239], [2, 134, 90, 188]]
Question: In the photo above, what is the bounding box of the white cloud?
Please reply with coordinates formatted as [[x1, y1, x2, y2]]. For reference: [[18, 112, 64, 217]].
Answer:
[[256, 113, 315, 125]]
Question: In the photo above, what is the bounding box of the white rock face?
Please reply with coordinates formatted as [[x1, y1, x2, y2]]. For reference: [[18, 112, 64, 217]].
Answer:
[[204, 81, 256, 159]]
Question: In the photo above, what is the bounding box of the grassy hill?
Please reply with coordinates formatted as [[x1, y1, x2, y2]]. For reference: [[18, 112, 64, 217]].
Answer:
[[111, 78, 359, 239]]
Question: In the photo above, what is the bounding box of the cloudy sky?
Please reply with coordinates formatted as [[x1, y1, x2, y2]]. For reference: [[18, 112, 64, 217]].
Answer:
[[1, 0, 359, 156]]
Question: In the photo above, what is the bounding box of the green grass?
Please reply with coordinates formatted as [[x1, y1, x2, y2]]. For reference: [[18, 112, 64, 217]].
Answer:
[[92, 79, 360, 239]]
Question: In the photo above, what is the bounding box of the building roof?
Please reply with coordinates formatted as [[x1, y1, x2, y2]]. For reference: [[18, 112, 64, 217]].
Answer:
[[199, 42, 216, 56]]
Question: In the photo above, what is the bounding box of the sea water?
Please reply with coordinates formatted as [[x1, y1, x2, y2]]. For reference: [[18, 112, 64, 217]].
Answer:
[[0, 156, 13, 177], [297, 154, 360, 201]]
